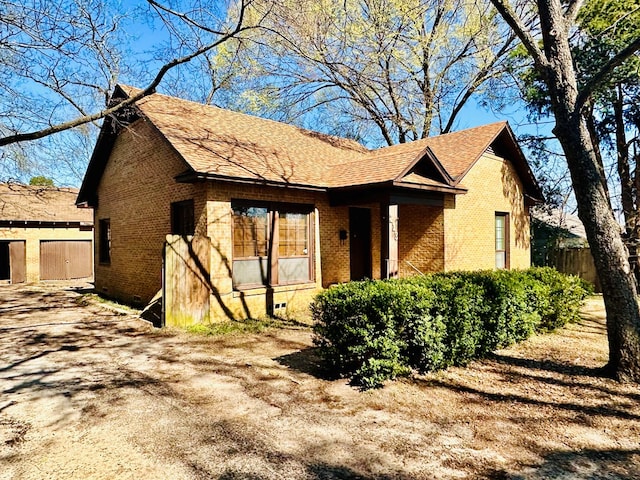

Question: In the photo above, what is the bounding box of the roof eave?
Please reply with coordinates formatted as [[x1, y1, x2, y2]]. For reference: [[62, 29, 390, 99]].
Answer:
[[76, 115, 119, 207], [175, 170, 328, 192], [392, 179, 467, 195], [450, 122, 545, 202]]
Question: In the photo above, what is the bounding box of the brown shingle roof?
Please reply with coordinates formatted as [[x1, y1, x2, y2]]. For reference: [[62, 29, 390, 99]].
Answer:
[[121, 86, 369, 188], [0, 183, 93, 223], [78, 85, 542, 203]]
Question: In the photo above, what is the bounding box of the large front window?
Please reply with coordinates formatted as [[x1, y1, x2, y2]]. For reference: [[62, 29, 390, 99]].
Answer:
[[232, 202, 313, 288]]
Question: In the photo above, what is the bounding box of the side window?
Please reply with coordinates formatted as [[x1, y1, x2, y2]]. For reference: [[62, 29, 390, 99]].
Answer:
[[495, 212, 509, 269], [171, 200, 195, 236], [99, 219, 111, 264]]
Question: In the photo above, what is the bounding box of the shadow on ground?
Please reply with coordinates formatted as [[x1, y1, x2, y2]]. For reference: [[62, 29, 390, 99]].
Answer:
[[481, 448, 640, 479]]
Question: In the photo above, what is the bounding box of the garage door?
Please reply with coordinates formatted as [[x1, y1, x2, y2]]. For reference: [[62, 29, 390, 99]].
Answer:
[[0, 241, 26, 283], [40, 240, 93, 280]]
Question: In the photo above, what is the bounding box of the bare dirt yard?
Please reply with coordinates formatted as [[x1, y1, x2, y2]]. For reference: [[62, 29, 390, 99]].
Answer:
[[1, 283, 639, 479]]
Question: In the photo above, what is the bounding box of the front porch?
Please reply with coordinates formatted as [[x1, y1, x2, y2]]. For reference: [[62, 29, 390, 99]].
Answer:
[[329, 186, 452, 281]]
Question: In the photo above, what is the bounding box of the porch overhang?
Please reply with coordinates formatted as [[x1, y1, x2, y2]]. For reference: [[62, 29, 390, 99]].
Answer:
[[328, 181, 466, 207]]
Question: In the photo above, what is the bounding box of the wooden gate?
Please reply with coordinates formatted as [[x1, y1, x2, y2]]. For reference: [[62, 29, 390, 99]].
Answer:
[[40, 240, 92, 280], [163, 235, 211, 327]]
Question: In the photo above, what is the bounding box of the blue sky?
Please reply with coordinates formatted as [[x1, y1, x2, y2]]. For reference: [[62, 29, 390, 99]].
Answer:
[[3, 0, 562, 193]]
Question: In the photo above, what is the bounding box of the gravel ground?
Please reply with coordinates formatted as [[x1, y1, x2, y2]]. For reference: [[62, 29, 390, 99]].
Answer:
[[1, 283, 639, 479]]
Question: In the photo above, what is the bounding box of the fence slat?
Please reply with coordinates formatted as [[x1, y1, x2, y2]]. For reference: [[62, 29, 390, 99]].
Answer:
[[164, 235, 211, 327], [549, 246, 601, 292]]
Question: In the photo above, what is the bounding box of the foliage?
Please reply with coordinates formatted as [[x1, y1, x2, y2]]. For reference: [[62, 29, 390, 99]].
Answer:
[[28, 176, 54, 187], [311, 280, 412, 388], [203, 0, 522, 146], [312, 268, 591, 389], [514, 0, 640, 259]]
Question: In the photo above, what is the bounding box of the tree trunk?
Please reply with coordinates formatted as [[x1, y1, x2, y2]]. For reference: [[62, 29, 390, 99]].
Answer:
[[613, 85, 640, 288], [583, 101, 611, 205], [538, 0, 640, 381]]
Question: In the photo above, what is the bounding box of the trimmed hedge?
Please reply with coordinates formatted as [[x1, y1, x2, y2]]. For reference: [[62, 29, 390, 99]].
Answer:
[[311, 267, 592, 389]]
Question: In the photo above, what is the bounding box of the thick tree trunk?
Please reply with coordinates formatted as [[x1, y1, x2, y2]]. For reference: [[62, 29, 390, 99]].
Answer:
[[583, 102, 611, 205], [554, 117, 640, 380], [538, 0, 640, 381]]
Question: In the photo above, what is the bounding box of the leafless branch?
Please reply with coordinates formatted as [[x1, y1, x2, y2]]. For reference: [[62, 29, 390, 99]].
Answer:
[[0, 0, 256, 147], [489, 0, 548, 70]]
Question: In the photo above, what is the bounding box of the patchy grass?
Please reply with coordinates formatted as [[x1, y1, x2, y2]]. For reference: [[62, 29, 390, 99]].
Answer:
[[185, 318, 290, 336], [77, 292, 141, 315]]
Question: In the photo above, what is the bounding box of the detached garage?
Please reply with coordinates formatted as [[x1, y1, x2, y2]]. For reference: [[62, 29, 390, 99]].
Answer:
[[0, 183, 93, 283]]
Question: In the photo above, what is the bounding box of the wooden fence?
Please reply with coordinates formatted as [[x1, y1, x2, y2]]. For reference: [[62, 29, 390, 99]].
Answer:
[[548, 246, 601, 292], [163, 235, 211, 327]]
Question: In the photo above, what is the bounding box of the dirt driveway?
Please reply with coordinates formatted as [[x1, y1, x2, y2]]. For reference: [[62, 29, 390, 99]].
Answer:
[[1, 284, 639, 479]]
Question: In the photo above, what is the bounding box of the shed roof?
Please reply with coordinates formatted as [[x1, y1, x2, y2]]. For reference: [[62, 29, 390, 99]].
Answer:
[[0, 183, 92, 223]]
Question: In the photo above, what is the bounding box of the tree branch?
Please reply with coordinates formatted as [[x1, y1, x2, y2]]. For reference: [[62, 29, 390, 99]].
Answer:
[[575, 37, 640, 114], [0, 1, 251, 147], [489, 0, 549, 70], [147, 0, 227, 36], [564, 0, 584, 23]]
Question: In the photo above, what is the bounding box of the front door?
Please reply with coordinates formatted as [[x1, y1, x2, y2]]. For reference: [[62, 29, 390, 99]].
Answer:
[[349, 207, 371, 280]]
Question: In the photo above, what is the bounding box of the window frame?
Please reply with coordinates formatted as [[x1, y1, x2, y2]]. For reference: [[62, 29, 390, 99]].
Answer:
[[171, 199, 195, 236], [98, 218, 111, 265], [231, 200, 315, 289], [495, 212, 510, 269]]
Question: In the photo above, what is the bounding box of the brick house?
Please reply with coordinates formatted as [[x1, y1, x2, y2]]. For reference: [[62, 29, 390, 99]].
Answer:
[[77, 85, 543, 323], [0, 183, 93, 283]]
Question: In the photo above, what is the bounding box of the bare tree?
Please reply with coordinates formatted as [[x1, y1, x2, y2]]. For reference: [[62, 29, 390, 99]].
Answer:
[[490, 0, 640, 381], [199, 0, 529, 146], [0, 0, 258, 148]]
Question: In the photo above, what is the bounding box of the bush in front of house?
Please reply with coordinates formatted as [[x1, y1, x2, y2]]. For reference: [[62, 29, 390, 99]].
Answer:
[[524, 266, 594, 330], [311, 268, 592, 389]]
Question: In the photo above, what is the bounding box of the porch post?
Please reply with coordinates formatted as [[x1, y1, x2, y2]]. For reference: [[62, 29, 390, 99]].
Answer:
[[381, 203, 399, 279]]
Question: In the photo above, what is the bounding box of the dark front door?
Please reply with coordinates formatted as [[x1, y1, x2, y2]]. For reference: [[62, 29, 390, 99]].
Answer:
[[349, 207, 371, 280]]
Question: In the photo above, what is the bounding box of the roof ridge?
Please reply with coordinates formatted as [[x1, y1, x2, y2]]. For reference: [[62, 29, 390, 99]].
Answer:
[[116, 84, 370, 154]]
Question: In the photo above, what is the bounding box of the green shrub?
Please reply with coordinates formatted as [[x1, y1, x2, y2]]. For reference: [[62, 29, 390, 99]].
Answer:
[[414, 274, 487, 367], [311, 267, 592, 390], [311, 280, 408, 389], [524, 267, 593, 331], [394, 282, 445, 373]]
